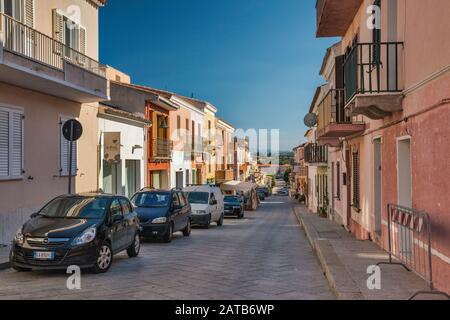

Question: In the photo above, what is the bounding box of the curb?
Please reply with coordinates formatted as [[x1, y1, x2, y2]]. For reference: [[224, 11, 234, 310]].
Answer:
[[0, 261, 10, 271], [293, 207, 365, 300]]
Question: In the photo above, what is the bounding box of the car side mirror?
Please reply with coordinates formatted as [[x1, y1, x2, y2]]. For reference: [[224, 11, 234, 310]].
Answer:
[[210, 199, 217, 205], [113, 214, 124, 223]]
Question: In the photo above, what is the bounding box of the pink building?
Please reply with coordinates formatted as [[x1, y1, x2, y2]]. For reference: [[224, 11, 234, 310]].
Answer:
[[315, 0, 450, 293]]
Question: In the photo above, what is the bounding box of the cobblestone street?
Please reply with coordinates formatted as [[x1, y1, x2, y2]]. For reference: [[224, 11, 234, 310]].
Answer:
[[0, 197, 333, 300]]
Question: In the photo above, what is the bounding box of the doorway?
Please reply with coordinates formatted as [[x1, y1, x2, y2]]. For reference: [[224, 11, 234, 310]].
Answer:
[[374, 138, 382, 235], [125, 160, 140, 198], [176, 171, 183, 189], [103, 161, 121, 195]]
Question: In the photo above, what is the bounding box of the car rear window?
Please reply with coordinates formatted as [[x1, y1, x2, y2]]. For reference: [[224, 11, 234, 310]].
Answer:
[[132, 192, 170, 207]]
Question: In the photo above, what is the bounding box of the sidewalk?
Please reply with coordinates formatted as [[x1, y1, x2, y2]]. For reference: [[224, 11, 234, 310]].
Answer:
[[0, 245, 10, 270], [293, 205, 447, 300]]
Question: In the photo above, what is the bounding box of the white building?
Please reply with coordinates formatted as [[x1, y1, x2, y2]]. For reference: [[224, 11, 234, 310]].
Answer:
[[98, 103, 149, 198]]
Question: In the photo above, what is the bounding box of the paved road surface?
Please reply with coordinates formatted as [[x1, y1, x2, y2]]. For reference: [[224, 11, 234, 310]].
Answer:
[[0, 197, 333, 300]]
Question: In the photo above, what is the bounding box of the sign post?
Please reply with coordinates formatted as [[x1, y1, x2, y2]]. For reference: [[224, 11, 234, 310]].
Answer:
[[62, 119, 83, 194]]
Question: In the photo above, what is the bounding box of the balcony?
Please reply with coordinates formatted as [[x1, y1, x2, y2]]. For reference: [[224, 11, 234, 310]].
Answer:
[[215, 169, 234, 183], [316, 0, 363, 37], [344, 42, 404, 119], [150, 138, 173, 161], [304, 143, 328, 165], [317, 89, 365, 146], [0, 13, 108, 103]]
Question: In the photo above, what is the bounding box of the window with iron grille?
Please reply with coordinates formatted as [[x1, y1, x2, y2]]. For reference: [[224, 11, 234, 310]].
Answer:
[[352, 152, 360, 208]]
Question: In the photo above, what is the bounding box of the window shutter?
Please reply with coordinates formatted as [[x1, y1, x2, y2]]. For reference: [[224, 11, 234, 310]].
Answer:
[[353, 152, 360, 207], [10, 111, 23, 177], [60, 118, 77, 176], [0, 110, 9, 177], [79, 26, 86, 54], [24, 0, 34, 28], [52, 9, 63, 54]]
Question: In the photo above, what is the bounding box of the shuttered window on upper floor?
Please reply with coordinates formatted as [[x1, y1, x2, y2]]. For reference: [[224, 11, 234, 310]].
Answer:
[[0, 106, 24, 180], [52, 8, 87, 60], [59, 117, 77, 177], [352, 152, 360, 209]]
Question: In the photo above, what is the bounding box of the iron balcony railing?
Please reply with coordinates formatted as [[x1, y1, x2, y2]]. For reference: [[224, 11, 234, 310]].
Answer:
[[150, 138, 173, 159], [344, 42, 404, 103], [304, 143, 328, 164], [0, 13, 106, 77], [317, 89, 350, 129]]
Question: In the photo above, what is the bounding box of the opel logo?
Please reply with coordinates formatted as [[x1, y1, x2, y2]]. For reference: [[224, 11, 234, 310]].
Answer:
[[43, 238, 49, 244]]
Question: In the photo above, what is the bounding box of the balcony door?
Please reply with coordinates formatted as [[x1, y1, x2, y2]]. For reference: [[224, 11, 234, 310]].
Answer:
[[2, 0, 34, 57]]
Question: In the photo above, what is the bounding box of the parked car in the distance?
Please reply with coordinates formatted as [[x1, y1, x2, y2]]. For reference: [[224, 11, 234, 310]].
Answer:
[[10, 194, 141, 274], [257, 189, 266, 201], [184, 185, 224, 228], [257, 186, 270, 197], [224, 195, 245, 219], [131, 189, 191, 243]]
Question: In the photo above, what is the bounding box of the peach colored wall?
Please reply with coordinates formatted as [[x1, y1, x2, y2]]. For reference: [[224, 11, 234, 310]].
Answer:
[[34, 0, 101, 60], [170, 107, 191, 152], [0, 82, 98, 243]]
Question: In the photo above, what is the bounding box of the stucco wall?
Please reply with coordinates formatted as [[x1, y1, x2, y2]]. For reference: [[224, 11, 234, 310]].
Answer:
[[0, 82, 98, 244]]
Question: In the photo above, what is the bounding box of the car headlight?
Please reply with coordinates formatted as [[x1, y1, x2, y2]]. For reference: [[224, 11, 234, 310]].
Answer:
[[196, 210, 207, 214], [151, 217, 167, 224], [14, 227, 24, 244], [72, 227, 97, 246]]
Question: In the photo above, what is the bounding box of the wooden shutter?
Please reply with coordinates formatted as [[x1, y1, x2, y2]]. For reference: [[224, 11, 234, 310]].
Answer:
[[24, 0, 34, 27], [10, 111, 23, 177], [0, 110, 9, 178], [79, 26, 86, 54], [60, 118, 77, 176], [52, 9, 63, 54]]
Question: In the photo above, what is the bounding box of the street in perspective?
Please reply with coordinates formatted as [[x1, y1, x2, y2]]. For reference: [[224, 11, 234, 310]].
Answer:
[[0, 0, 450, 306]]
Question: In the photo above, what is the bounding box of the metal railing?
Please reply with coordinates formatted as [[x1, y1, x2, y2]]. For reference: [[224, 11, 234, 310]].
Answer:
[[317, 89, 351, 130], [377, 204, 450, 300], [150, 138, 172, 159], [0, 13, 106, 77], [304, 143, 328, 164], [344, 42, 403, 103]]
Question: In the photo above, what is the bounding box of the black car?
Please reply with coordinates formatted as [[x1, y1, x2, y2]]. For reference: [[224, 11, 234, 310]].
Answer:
[[224, 195, 245, 219], [257, 189, 266, 201], [131, 189, 191, 243], [10, 194, 141, 274]]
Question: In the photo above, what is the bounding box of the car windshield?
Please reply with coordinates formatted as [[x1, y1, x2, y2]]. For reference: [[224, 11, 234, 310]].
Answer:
[[39, 197, 108, 219], [132, 192, 170, 208], [188, 192, 209, 204], [224, 196, 240, 203]]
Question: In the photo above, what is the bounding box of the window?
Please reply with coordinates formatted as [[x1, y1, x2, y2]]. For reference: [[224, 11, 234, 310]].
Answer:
[[177, 192, 187, 207], [52, 9, 86, 58], [0, 106, 24, 180], [372, 0, 382, 64], [352, 152, 360, 208], [60, 117, 77, 177], [210, 193, 216, 204], [172, 193, 180, 207], [336, 162, 341, 199], [109, 199, 122, 219], [119, 198, 132, 215], [177, 115, 181, 137]]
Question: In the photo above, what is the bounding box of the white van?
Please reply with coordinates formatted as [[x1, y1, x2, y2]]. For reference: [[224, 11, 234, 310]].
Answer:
[[184, 185, 224, 228]]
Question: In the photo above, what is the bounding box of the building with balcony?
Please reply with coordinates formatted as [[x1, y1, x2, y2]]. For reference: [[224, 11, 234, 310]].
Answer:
[[0, 0, 108, 244], [215, 118, 235, 184], [314, 0, 450, 294]]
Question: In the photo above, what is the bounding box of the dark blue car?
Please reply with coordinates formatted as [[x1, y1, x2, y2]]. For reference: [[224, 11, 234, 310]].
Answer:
[[131, 189, 191, 243], [224, 195, 245, 219]]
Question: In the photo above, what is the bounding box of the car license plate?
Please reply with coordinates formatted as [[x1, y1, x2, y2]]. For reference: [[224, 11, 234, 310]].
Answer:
[[33, 251, 55, 260]]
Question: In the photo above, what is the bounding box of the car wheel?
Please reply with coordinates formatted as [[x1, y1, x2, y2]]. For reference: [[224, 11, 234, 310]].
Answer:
[[183, 219, 191, 237], [163, 223, 174, 243], [127, 233, 141, 258], [217, 213, 224, 226], [92, 242, 113, 274], [12, 265, 31, 272], [204, 215, 211, 229]]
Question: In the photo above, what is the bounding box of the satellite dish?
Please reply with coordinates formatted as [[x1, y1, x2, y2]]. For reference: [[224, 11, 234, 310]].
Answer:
[[304, 113, 318, 128]]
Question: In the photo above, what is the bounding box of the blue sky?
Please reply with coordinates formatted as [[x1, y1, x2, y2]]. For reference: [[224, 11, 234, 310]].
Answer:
[[99, 0, 338, 151]]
